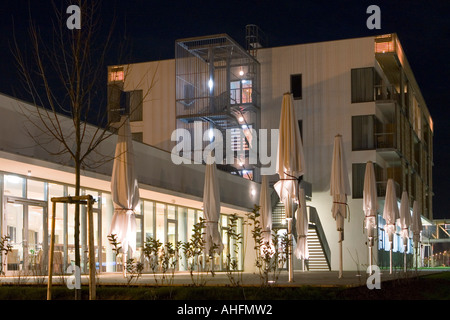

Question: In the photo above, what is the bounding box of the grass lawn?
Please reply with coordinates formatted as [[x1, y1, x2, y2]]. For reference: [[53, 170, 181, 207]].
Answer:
[[0, 272, 448, 300]]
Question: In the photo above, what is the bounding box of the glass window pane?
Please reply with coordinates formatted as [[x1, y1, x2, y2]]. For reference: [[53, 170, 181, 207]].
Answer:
[[156, 203, 165, 243], [4, 175, 25, 198], [187, 209, 196, 240], [101, 193, 115, 272], [144, 201, 154, 240], [84, 189, 99, 208], [6, 203, 23, 270], [168, 205, 176, 220], [27, 179, 46, 200], [48, 183, 65, 270], [167, 222, 176, 245], [178, 207, 187, 243]]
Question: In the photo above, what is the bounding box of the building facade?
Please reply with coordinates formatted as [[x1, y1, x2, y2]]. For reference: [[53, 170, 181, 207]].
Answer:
[[111, 32, 433, 272], [0, 93, 259, 275], [0, 32, 432, 276]]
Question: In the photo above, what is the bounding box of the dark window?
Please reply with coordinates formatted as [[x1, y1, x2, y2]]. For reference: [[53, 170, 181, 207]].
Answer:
[[128, 90, 143, 122], [352, 115, 375, 150], [352, 163, 369, 199], [298, 120, 303, 142], [291, 74, 302, 100], [351, 68, 374, 103]]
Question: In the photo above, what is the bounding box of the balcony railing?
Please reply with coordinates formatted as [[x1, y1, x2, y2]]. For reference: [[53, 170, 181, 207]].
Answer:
[[374, 84, 400, 104], [375, 132, 396, 149]]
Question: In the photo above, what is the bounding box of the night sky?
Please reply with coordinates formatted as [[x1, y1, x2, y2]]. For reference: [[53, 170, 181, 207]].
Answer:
[[1, 1, 449, 219]]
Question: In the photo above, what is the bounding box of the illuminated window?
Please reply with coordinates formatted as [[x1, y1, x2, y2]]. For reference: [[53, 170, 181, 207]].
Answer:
[[230, 80, 252, 104], [108, 67, 124, 82]]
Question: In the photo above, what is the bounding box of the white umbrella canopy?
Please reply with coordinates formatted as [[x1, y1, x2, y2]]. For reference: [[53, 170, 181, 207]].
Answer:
[[259, 175, 272, 245], [412, 200, 423, 246], [383, 179, 399, 242], [203, 162, 223, 255], [275, 92, 305, 216], [399, 191, 412, 245], [383, 178, 399, 273], [363, 161, 378, 270], [295, 188, 309, 262], [274, 92, 305, 282], [330, 134, 351, 278], [110, 116, 140, 255]]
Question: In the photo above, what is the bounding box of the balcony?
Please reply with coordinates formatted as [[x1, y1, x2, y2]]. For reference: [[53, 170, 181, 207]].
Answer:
[[374, 84, 399, 104]]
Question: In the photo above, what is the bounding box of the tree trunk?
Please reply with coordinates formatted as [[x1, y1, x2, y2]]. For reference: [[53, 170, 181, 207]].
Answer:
[[74, 156, 81, 300]]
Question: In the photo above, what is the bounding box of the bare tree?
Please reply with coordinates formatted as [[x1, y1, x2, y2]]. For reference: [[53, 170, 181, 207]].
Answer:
[[11, 0, 156, 299]]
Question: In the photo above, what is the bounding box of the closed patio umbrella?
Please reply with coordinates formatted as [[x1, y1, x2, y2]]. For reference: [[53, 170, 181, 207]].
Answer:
[[259, 175, 272, 246], [330, 134, 351, 278], [399, 191, 411, 272], [110, 116, 140, 277], [363, 161, 378, 273], [203, 162, 223, 260], [383, 178, 399, 274], [412, 200, 422, 269], [275, 92, 305, 282], [295, 187, 309, 270]]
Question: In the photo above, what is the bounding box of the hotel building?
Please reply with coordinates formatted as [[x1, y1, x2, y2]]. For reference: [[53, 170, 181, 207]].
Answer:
[[0, 30, 433, 275]]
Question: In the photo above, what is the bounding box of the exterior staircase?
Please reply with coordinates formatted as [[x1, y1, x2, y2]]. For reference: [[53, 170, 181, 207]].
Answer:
[[306, 226, 331, 271], [272, 201, 331, 271]]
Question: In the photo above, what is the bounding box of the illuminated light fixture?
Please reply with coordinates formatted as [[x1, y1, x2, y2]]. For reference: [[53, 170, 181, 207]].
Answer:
[[251, 189, 256, 196], [239, 69, 244, 76], [208, 79, 214, 90], [238, 116, 244, 123], [27, 170, 32, 176], [241, 124, 248, 129]]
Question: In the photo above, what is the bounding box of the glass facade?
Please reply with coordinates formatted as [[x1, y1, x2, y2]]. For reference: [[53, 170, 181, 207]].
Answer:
[[0, 171, 244, 274]]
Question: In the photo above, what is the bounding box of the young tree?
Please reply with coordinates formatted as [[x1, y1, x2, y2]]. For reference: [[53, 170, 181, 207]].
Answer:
[[12, 1, 155, 299]]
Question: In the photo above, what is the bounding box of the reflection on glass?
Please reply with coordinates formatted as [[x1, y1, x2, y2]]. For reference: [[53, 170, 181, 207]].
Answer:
[[4, 175, 25, 197]]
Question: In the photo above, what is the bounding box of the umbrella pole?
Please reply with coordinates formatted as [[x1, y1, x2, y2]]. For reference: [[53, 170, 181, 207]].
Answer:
[[369, 244, 372, 274], [389, 242, 393, 274], [288, 218, 293, 282], [339, 234, 343, 279], [123, 251, 127, 278], [404, 248, 407, 273]]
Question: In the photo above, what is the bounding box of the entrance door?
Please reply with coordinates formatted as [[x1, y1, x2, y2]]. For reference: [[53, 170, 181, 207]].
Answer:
[[4, 198, 47, 273]]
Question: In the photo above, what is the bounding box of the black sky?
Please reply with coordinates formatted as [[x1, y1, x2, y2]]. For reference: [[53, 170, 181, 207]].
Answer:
[[0, 0, 449, 219]]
